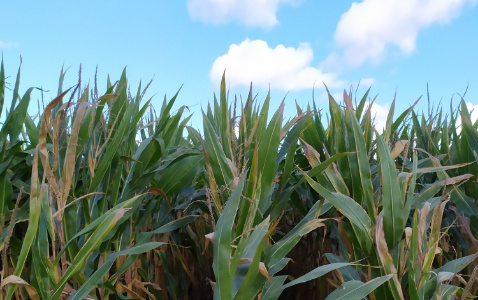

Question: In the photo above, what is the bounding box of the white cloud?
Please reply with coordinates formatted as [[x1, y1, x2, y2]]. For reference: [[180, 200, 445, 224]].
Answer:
[[187, 0, 295, 28], [331, 0, 476, 67], [210, 39, 344, 91], [456, 102, 478, 131], [369, 101, 478, 134], [0, 40, 18, 48], [466, 102, 478, 123], [367, 102, 390, 132], [467, 102, 478, 123], [360, 77, 376, 87]]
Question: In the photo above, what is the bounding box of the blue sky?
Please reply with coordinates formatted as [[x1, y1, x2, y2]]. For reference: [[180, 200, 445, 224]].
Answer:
[[1, 0, 478, 129]]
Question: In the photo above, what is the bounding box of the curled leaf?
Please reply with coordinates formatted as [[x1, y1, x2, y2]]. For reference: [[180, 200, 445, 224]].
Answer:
[[259, 262, 272, 283], [391, 140, 409, 159], [405, 227, 412, 246], [438, 174, 474, 186], [204, 232, 215, 251], [0, 275, 41, 300]]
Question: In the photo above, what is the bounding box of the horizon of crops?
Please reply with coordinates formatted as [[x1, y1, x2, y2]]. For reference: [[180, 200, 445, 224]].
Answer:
[[0, 60, 477, 300]]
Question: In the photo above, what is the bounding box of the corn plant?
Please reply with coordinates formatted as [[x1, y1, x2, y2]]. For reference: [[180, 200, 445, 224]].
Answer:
[[1, 60, 477, 299], [0, 60, 201, 299], [300, 89, 478, 299], [196, 76, 389, 299]]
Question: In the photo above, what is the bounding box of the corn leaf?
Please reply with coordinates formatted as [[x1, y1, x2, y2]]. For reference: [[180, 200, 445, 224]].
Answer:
[[302, 170, 373, 254], [50, 208, 131, 300], [324, 275, 392, 300], [69, 242, 165, 300], [213, 177, 246, 300], [376, 132, 405, 248], [4, 147, 42, 300]]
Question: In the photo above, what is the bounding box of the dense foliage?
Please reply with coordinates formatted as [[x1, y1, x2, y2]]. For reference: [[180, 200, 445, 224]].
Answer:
[[0, 61, 477, 299]]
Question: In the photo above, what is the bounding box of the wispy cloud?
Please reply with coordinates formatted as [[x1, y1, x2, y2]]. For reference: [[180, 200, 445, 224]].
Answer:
[[360, 78, 376, 87], [0, 40, 18, 49], [326, 0, 476, 68], [187, 0, 296, 29], [210, 39, 345, 91]]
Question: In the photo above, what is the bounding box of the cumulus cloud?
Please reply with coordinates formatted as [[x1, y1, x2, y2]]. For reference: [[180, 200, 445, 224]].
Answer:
[[330, 0, 476, 67], [368, 102, 390, 132], [187, 0, 295, 28], [210, 39, 344, 91]]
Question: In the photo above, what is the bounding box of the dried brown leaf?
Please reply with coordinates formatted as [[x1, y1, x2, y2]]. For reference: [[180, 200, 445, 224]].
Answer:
[[300, 138, 321, 167], [132, 279, 157, 300], [117, 282, 145, 300], [38, 90, 72, 203], [58, 102, 89, 220], [391, 140, 409, 159], [343, 89, 353, 111], [375, 212, 405, 300], [204, 232, 215, 251], [259, 262, 272, 283], [450, 207, 478, 253], [438, 174, 474, 186], [0, 275, 40, 300], [98, 94, 117, 100], [404, 227, 412, 247], [417, 202, 432, 257], [461, 265, 478, 300]]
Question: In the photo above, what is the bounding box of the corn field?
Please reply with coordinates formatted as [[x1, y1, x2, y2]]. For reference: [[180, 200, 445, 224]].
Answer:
[[0, 60, 477, 300]]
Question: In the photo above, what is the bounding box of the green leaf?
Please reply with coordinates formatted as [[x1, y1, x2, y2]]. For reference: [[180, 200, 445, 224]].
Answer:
[[302, 170, 373, 254], [324, 275, 392, 300], [257, 102, 284, 213], [258, 276, 288, 300], [302, 152, 353, 183], [110, 215, 199, 280], [1, 88, 34, 144], [32, 212, 54, 300], [54, 194, 145, 264], [262, 262, 357, 300], [344, 96, 376, 223], [285, 263, 356, 289], [325, 253, 360, 282], [155, 153, 204, 196], [203, 110, 234, 187], [10, 60, 21, 113], [434, 253, 478, 274], [0, 172, 12, 223], [50, 207, 131, 300], [376, 132, 405, 248], [383, 97, 395, 141], [69, 242, 165, 300], [232, 231, 268, 300], [24, 114, 39, 147], [0, 60, 5, 120], [356, 87, 371, 120], [88, 94, 134, 195], [375, 211, 405, 299], [461, 112, 478, 163], [266, 200, 327, 268], [213, 177, 246, 300], [241, 217, 270, 259], [5, 148, 42, 300]]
